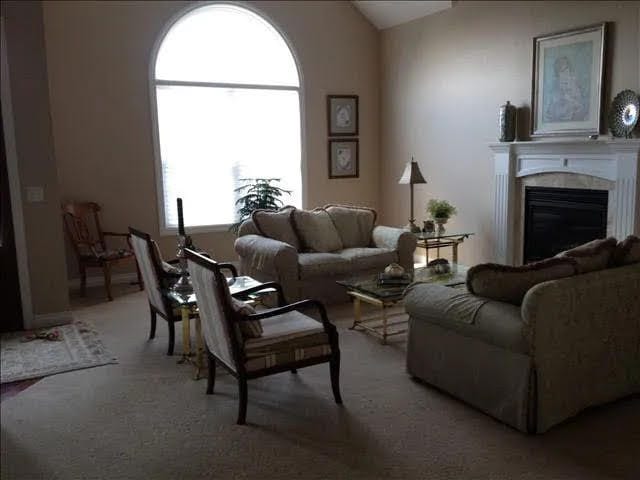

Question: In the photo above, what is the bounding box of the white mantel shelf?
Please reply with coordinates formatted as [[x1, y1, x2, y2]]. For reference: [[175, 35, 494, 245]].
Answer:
[[490, 138, 640, 264]]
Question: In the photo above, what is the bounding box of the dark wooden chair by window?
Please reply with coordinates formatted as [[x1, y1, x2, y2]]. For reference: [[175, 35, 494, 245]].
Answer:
[[186, 248, 342, 425], [62, 202, 142, 301]]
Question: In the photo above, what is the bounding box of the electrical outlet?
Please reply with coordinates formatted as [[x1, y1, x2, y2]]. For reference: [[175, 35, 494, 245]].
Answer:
[[26, 186, 45, 203]]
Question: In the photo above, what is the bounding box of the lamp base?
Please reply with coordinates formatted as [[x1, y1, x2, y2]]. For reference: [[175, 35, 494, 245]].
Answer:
[[405, 220, 422, 233]]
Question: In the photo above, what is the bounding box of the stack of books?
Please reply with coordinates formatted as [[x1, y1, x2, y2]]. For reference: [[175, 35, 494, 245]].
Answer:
[[377, 272, 412, 286]]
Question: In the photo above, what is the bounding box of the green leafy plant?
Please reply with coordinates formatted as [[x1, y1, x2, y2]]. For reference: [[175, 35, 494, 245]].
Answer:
[[426, 199, 457, 220], [230, 178, 291, 234]]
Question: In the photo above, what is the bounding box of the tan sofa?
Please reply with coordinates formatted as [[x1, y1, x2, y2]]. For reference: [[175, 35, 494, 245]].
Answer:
[[235, 205, 417, 303], [405, 237, 640, 433]]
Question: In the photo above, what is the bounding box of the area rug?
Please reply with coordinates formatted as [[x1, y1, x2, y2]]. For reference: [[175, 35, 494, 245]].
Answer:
[[1, 321, 117, 383]]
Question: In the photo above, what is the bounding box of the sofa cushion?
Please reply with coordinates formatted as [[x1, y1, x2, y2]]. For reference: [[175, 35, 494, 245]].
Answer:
[[467, 257, 577, 305], [298, 252, 351, 279], [556, 237, 618, 273], [324, 204, 376, 248], [231, 298, 262, 338], [292, 209, 343, 253], [252, 206, 300, 250], [613, 235, 640, 266], [406, 285, 527, 354], [338, 247, 397, 271]]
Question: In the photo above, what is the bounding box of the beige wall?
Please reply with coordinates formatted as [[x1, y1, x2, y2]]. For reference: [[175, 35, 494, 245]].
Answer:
[[2, 1, 69, 319], [380, 1, 640, 265], [42, 0, 380, 279]]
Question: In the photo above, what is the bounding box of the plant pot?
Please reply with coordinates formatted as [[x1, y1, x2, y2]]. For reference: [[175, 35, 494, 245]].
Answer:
[[434, 217, 448, 234]]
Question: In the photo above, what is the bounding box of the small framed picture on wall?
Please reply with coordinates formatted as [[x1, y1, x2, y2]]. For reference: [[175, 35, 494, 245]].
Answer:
[[327, 95, 358, 136], [328, 139, 359, 179]]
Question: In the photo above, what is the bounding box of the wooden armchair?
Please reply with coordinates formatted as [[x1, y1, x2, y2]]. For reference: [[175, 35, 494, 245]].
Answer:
[[186, 248, 342, 425], [62, 202, 142, 301]]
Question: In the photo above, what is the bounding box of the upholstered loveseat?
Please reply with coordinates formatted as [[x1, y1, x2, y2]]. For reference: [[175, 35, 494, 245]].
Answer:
[[405, 236, 640, 433], [235, 205, 417, 303]]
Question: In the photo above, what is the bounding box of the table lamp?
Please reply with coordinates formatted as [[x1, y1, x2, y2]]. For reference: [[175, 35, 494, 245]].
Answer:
[[398, 158, 427, 233]]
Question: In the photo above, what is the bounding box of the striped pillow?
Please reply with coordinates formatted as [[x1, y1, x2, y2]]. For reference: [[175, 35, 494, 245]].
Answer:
[[231, 298, 262, 338]]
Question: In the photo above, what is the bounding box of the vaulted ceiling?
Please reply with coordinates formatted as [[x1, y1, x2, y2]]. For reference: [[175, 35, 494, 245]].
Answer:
[[353, 1, 452, 30]]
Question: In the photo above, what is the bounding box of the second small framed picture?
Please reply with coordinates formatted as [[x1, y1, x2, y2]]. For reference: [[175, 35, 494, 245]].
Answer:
[[328, 139, 359, 179], [327, 95, 358, 136]]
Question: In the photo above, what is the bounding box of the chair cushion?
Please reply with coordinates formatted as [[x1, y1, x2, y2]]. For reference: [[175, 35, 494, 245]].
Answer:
[[292, 209, 343, 253], [298, 253, 351, 279], [467, 257, 577, 305], [252, 206, 300, 250], [613, 235, 640, 266], [81, 249, 133, 261], [556, 237, 618, 273], [324, 204, 376, 248], [231, 298, 262, 338], [243, 311, 330, 371], [338, 247, 397, 271]]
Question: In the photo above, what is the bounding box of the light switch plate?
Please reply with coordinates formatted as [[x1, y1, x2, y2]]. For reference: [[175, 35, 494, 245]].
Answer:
[[26, 186, 45, 203]]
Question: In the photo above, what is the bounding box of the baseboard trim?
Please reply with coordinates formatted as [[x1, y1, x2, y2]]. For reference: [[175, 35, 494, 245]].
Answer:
[[33, 311, 75, 329], [68, 272, 138, 290]]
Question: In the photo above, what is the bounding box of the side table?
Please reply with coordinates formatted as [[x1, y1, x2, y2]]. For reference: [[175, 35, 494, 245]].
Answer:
[[415, 231, 474, 264]]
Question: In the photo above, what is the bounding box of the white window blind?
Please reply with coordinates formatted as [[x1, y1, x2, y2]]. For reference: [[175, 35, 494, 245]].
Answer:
[[153, 4, 302, 230]]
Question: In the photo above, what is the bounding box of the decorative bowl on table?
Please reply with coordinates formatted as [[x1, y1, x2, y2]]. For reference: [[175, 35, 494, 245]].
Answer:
[[427, 258, 450, 274]]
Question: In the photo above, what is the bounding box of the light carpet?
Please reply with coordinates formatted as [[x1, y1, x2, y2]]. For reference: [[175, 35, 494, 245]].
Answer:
[[0, 321, 117, 383], [1, 287, 639, 479]]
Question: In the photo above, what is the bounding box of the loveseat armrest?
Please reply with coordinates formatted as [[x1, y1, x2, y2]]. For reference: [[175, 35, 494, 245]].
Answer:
[[372, 225, 417, 271], [521, 263, 640, 432]]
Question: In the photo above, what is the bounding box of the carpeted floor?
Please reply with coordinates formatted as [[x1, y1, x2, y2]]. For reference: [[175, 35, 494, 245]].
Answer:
[[1, 286, 639, 479]]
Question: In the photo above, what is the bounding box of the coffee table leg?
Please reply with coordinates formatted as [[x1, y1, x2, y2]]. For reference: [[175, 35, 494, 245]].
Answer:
[[178, 306, 191, 364], [381, 305, 388, 345], [349, 296, 361, 330], [194, 314, 204, 380], [453, 241, 459, 264]]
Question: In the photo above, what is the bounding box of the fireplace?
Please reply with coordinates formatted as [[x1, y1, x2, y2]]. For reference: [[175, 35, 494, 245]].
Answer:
[[522, 187, 608, 263]]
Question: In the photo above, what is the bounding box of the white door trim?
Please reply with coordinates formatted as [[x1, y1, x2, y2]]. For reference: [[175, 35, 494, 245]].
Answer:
[[1, 17, 35, 328]]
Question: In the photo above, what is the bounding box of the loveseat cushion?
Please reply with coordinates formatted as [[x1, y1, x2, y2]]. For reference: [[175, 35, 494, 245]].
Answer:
[[613, 235, 640, 266], [338, 247, 397, 271], [405, 284, 527, 354], [298, 252, 351, 279], [466, 257, 577, 305], [556, 236, 618, 273], [252, 206, 300, 250], [292, 208, 343, 253], [324, 204, 376, 248]]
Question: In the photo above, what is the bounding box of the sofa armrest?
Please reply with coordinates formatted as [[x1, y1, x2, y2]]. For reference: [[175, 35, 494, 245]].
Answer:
[[521, 263, 640, 432], [234, 234, 298, 275], [372, 225, 417, 271]]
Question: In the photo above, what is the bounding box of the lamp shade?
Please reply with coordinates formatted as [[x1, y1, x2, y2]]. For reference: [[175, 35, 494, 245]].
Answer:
[[398, 159, 427, 185]]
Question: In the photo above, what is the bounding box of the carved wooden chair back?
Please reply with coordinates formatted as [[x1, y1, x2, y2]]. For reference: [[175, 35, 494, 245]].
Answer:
[[61, 202, 106, 258]]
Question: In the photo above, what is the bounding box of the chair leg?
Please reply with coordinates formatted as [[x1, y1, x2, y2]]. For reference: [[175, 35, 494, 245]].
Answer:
[[206, 352, 216, 395], [149, 306, 157, 340], [103, 263, 113, 301], [290, 368, 297, 374], [167, 321, 175, 356], [237, 378, 248, 425], [80, 266, 87, 297], [330, 355, 342, 404]]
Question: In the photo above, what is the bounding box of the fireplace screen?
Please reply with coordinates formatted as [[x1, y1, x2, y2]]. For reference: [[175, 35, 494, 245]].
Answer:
[[523, 187, 608, 263]]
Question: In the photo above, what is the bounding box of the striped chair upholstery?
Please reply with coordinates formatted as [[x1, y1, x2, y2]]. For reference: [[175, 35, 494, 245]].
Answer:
[[185, 249, 342, 425]]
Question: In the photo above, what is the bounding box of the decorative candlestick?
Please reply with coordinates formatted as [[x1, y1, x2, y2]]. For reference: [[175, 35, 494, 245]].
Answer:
[[172, 197, 193, 294]]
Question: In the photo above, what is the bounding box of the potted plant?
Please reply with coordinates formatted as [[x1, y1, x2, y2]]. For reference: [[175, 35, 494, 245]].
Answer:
[[426, 199, 457, 233], [230, 178, 291, 234]]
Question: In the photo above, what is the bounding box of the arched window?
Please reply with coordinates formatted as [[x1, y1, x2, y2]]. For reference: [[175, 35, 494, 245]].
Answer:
[[152, 4, 302, 232]]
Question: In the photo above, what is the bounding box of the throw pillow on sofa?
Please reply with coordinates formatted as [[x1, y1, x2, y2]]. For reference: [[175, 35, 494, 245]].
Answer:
[[324, 204, 376, 248], [556, 237, 618, 273], [613, 235, 640, 266], [467, 257, 578, 305], [252, 206, 300, 250], [292, 208, 343, 253]]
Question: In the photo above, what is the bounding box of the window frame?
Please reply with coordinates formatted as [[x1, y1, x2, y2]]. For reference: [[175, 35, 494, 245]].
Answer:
[[149, 2, 306, 236]]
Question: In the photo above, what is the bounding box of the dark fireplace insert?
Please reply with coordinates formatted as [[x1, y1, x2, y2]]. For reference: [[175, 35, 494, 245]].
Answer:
[[523, 186, 608, 263]]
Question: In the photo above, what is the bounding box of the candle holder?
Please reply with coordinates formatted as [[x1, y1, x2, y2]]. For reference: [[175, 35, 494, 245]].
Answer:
[[171, 234, 194, 294]]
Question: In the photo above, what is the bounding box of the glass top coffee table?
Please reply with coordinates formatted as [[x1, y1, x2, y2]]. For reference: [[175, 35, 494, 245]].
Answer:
[[337, 265, 468, 344]]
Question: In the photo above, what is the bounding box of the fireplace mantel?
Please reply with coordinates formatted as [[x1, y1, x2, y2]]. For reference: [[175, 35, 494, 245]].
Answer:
[[490, 138, 640, 264]]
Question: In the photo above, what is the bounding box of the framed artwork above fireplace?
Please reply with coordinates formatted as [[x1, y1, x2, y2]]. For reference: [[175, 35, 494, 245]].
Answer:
[[531, 23, 607, 137]]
